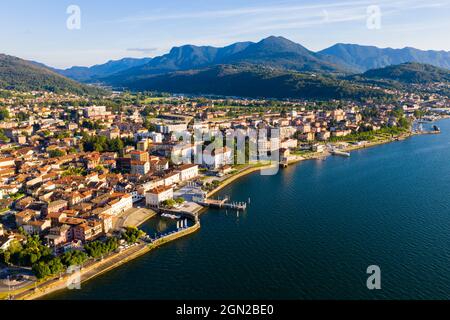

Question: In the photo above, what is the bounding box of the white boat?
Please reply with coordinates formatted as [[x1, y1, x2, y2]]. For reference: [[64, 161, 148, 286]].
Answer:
[[330, 149, 350, 157], [161, 213, 181, 220]]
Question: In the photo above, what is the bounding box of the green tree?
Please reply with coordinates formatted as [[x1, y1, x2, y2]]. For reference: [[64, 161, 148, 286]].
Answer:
[[122, 227, 144, 244], [32, 261, 51, 279], [175, 198, 185, 205], [61, 250, 88, 267], [49, 149, 66, 158], [0, 108, 9, 121]]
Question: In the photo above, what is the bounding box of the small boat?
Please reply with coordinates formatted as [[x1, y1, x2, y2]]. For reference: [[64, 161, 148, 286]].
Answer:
[[161, 213, 181, 220], [330, 150, 350, 157]]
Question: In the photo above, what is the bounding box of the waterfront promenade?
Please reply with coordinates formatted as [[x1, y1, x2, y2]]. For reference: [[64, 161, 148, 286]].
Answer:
[[6, 221, 201, 300]]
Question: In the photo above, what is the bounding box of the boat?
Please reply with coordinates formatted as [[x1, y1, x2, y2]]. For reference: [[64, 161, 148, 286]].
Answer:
[[161, 213, 181, 220], [330, 149, 350, 157]]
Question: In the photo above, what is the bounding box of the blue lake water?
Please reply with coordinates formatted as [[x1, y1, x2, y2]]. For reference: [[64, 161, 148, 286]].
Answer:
[[50, 119, 450, 300]]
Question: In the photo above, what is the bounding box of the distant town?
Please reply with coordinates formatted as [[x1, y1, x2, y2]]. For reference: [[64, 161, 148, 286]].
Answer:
[[0, 86, 449, 299]]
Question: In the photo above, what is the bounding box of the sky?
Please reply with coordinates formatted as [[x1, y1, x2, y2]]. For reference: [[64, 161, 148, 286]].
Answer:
[[0, 0, 449, 69]]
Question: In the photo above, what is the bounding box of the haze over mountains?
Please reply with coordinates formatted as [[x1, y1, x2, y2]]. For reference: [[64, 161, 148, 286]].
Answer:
[[1, 36, 449, 99]]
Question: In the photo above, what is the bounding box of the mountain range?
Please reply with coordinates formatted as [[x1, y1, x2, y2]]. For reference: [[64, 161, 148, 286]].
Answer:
[[53, 36, 450, 85], [1, 36, 449, 99]]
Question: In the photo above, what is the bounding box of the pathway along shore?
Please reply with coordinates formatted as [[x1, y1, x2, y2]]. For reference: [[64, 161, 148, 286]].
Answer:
[[11, 222, 201, 300]]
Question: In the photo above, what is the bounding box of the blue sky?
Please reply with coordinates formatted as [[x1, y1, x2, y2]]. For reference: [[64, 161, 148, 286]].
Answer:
[[1, 0, 449, 68]]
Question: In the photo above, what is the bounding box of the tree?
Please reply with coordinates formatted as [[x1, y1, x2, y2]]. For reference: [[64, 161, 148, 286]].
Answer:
[[0, 250, 11, 265], [161, 199, 176, 208], [175, 198, 185, 205], [122, 227, 144, 244], [49, 149, 66, 158], [84, 237, 119, 258], [0, 108, 9, 121], [32, 261, 51, 279], [16, 111, 29, 122], [60, 250, 88, 267]]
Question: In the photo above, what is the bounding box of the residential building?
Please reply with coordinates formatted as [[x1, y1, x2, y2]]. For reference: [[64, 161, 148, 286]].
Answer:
[[145, 186, 173, 208]]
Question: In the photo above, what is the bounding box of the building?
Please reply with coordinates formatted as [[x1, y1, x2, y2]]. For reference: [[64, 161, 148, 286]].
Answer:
[[46, 200, 68, 215], [15, 209, 40, 226], [98, 213, 113, 234], [163, 171, 181, 186], [23, 219, 52, 235], [280, 139, 298, 149], [145, 186, 173, 208], [149, 132, 163, 143], [0, 157, 15, 169], [137, 139, 149, 152], [130, 150, 149, 162], [203, 147, 232, 170], [156, 123, 188, 134], [316, 131, 331, 141], [73, 220, 103, 242], [83, 106, 111, 119], [312, 144, 326, 153], [0, 234, 17, 251], [177, 164, 199, 181], [45, 225, 71, 248], [130, 160, 150, 175], [107, 193, 133, 216]]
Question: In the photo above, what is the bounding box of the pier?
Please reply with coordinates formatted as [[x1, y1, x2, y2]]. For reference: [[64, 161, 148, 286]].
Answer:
[[196, 197, 247, 211]]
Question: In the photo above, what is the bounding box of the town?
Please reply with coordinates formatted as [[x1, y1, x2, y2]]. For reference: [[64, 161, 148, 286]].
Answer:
[[0, 87, 448, 299]]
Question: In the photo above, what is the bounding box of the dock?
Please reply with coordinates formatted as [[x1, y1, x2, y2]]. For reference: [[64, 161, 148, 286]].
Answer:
[[196, 197, 247, 211]]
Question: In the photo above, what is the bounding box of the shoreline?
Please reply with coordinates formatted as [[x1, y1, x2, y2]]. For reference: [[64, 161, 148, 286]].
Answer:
[[7, 223, 201, 300], [206, 131, 422, 198], [5, 128, 436, 300]]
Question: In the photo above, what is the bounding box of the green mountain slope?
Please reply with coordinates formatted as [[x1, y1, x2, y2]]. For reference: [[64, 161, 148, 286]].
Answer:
[[121, 64, 389, 100], [0, 54, 106, 95], [361, 62, 450, 83]]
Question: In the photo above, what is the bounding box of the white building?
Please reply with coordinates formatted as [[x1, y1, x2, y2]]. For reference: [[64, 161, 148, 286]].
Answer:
[[157, 123, 188, 134], [130, 161, 150, 175], [163, 172, 181, 186], [203, 147, 232, 170], [145, 186, 174, 208], [150, 132, 163, 143], [108, 194, 133, 216], [83, 106, 111, 118], [280, 139, 298, 149], [177, 164, 199, 181]]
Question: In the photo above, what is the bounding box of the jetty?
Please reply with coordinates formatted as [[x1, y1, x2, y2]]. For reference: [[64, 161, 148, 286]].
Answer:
[[196, 196, 247, 211]]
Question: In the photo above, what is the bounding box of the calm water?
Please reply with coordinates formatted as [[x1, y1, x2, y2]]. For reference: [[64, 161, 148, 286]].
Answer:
[[50, 120, 450, 300]]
